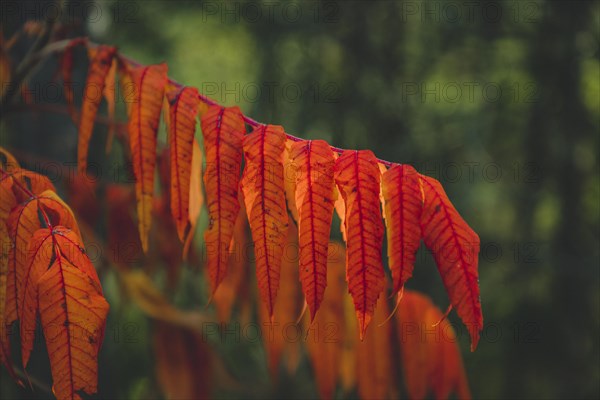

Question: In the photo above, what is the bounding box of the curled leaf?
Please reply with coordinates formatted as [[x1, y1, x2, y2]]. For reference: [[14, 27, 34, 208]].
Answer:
[[128, 63, 169, 252]]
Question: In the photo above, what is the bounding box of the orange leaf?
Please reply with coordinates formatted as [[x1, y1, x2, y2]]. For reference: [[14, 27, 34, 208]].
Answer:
[[0, 147, 20, 172], [212, 195, 249, 323], [103, 58, 118, 153], [0, 220, 17, 380], [20, 227, 100, 367], [166, 86, 200, 241], [153, 321, 213, 400], [128, 63, 169, 252], [259, 216, 303, 378], [241, 124, 288, 319], [5, 190, 80, 327], [60, 38, 87, 124], [334, 150, 385, 339], [396, 290, 471, 399], [0, 173, 16, 223], [288, 140, 336, 320], [381, 164, 423, 297], [201, 105, 245, 295], [282, 139, 299, 223], [355, 296, 395, 400], [420, 174, 482, 350], [182, 139, 203, 258], [77, 45, 117, 174], [9, 169, 55, 202], [35, 226, 108, 400], [304, 241, 346, 400]]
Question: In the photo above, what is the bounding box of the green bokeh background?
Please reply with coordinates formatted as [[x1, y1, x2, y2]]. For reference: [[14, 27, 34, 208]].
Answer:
[[1, 0, 599, 399]]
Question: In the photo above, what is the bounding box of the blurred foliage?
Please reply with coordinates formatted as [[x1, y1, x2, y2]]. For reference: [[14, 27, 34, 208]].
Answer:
[[1, 0, 599, 399]]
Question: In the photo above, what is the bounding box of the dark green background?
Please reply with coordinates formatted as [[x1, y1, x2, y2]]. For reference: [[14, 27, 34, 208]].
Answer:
[[1, 0, 599, 399]]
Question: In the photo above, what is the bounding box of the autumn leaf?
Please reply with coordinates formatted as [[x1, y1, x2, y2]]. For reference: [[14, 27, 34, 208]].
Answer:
[[60, 38, 87, 124], [77, 45, 117, 175], [0, 173, 16, 223], [0, 147, 20, 172], [5, 190, 80, 327], [355, 296, 395, 400], [166, 86, 200, 241], [9, 169, 55, 203], [334, 150, 385, 339], [420, 174, 482, 350], [35, 226, 108, 400], [381, 164, 423, 299], [241, 124, 288, 319], [20, 227, 101, 367], [153, 321, 213, 400], [127, 63, 168, 252], [288, 140, 336, 321], [304, 241, 346, 400], [103, 58, 118, 153], [212, 196, 249, 323], [201, 105, 246, 295], [182, 139, 203, 259], [0, 221, 17, 380], [259, 216, 303, 378], [396, 290, 471, 400]]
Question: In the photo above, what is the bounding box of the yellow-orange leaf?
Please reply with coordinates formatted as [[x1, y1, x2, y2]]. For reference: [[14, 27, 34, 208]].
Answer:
[[77, 45, 117, 175], [201, 105, 245, 295], [183, 139, 203, 258], [397, 290, 471, 400], [304, 241, 346, 400], [420, 174, 482, 350], [334, 150, 385, 339], [35, 226, 108, 400], [128, 63, 168, 252], [381, 164, 423, 297], [166, 86, 200, 241], [241, 124, 288, 319], [288, 140, 336, 320]]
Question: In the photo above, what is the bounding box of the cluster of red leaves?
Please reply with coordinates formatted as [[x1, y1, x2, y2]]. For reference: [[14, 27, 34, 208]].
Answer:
[[2, 36, 483, 400], [67, 41, 482, 345]]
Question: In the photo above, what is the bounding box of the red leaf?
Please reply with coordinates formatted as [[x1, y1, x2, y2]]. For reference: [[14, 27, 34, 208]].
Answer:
[[396, 290, 471, 399], [381, 164, 423, 297], [241, 124, 288, 319], [288, 140, 336, 320], [334, 150, 385, 339], [420, 174, 482, 350], [77, 45, 117, 174], [166, 86, 200, 241], [201, 105, 246, 295]]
